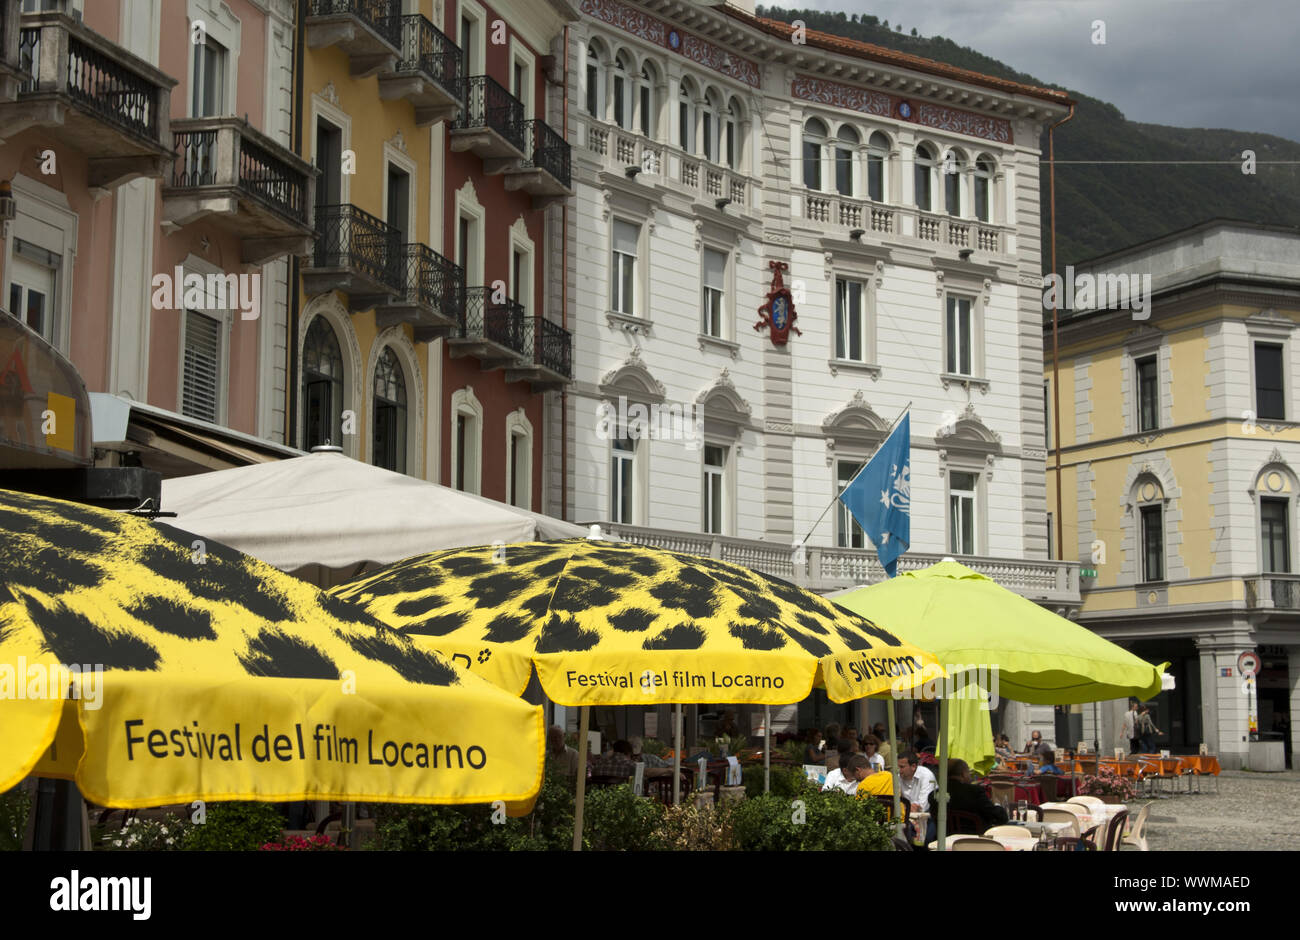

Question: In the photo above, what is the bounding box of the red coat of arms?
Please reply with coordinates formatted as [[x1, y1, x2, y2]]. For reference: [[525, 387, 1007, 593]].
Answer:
[[754, 260, 801, 346]]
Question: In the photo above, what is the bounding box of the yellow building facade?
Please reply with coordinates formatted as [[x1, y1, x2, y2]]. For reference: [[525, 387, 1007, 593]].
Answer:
[[1047, 220, 1300, 770]]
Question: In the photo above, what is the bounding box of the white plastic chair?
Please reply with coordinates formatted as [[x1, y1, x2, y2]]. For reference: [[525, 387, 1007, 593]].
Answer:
[[951, 836, 1006, 851], [1039, 807, 1080, 838], [984, 825, 1037, 850], [1068, 795, 1107, 814], [1122, 801, 1151, 851]]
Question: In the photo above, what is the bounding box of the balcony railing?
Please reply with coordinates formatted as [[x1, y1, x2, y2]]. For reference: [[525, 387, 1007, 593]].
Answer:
[[307, 0, 401, 47], [308, 203, 404, 296], [461, 286, 527, 356], [591, 521, 1082, 602], [170, 118, 312, 224], [385, 241, 464, 328], [1245, 575, 1300, 610], [522, 117, 570, 189], [795, 186, 1009, 256], [527, 316, 572, 378], [4, 11, 173, 185], [451, 74, 525, 157], [377, 13, 463, 125]]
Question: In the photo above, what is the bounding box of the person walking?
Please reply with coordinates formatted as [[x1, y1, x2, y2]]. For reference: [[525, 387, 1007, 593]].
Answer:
[[1120, 699, 1140, 755], [1137, 706, 1161, 753]]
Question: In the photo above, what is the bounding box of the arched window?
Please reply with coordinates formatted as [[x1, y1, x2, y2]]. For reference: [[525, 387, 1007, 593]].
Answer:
[[678, 77, 697, 153], [945, 150, 966, 217], [835, 125, 859, 196], [701, 88, 722, 162], [802, 117, 827, 190], [372, 346, 407, 474], [302, 316, 344, 449], [725, 96, 743, 170], [914, 142, 935, 211], [639, 62, 657, 137], [613, 51, 633, 129], [585, 42, 605, 119], [974, 156, 994, 222], [867, 131, 888, 202]]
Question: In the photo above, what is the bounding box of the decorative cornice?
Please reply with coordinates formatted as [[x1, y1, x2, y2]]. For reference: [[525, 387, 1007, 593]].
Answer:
[[319, 81, 338, 106], [600, 346, 666, 400], [792, 74, 1013, 145], [387, 128, 407, 154]]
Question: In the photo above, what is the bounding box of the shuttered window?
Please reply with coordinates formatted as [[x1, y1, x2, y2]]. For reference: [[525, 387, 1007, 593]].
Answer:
[[182, 309, 222, 422]]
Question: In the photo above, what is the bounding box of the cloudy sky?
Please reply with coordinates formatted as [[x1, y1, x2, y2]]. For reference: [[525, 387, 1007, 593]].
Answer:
[[766, 0, 1300, 142]]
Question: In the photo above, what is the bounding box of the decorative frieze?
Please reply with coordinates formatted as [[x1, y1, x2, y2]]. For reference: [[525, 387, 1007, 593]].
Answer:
[[792, 75, 1013, 145]]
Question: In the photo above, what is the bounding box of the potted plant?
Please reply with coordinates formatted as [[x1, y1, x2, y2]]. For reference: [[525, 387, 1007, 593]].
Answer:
[[1075, 770, 1137, 803]]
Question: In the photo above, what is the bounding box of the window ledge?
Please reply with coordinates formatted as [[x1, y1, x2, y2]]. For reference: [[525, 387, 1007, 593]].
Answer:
[[698, 334, 740, 357], [940, 373, 990, 393], [606, 311, 652, 335], [828, 358, 882, 379]]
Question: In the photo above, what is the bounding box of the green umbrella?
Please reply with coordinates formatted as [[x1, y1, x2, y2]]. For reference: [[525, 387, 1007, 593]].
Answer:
[[832, 560, 1166, 849]]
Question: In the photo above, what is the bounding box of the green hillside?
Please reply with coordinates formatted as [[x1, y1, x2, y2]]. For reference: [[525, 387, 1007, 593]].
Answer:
[[757, 7, 1300, 273]]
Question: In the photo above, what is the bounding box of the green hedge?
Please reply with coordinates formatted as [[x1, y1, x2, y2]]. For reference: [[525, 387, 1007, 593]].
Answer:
[[729, 790, 893, 851]]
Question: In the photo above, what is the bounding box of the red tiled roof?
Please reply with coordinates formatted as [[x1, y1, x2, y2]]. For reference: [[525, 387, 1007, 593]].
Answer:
[[721, 7, 1073, 106]]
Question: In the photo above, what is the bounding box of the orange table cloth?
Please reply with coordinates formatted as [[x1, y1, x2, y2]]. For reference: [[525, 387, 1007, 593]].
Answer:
[[1179, 755, 1221, 775]]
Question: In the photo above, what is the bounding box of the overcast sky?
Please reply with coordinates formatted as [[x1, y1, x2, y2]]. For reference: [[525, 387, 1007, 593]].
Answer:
[[768, 0, 1300, 142]]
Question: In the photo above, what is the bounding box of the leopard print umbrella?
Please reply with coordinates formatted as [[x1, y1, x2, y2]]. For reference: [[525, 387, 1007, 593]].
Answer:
[[333, 539, 942, 706], [0, 488, 543, 808]]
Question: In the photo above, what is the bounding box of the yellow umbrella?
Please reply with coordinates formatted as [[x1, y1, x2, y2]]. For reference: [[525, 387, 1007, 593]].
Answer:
[[332, 538, 942, 849], [0, 488, 544, 811]]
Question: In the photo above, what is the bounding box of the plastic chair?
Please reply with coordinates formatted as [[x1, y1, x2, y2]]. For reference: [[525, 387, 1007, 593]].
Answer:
[[951, 836, 1006, 851], [1036, 774, 1059, 802], [947, 809, 985, 835], [1040, 807, 1080, 838], [1102, 809, 1129, 852], [990, 781, 1016, 808], [1122, 802, 1152, 851], [984, 825, 1037, 846], [1068, 795, 1106, 814]]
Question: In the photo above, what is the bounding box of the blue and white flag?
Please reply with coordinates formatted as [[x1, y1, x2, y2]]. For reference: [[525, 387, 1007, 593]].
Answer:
[[838, 413, 910, 577]]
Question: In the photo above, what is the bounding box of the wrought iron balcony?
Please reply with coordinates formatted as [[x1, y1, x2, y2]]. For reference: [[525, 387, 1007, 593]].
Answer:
[[0, 8, 174, 188], [1245, 575, 1300, 611], [302, 204, 403, 311], [306, 0, 401, 78], [375, 242, 464, 341], [447, 286, 529, 369], [377, 13, 463, 125], [589, 521, 1083, 605], [503, 118, 572, 208], [162, 118, 316, 264], [449, 74, 525, 168], [505, 316, 573, 391]]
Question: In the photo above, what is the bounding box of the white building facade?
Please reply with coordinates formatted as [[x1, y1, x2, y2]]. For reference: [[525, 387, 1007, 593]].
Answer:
[[553, 0, 1080, 740]]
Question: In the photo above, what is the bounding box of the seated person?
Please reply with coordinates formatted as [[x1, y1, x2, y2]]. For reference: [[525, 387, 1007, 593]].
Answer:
[[589, 739, 638, 780], [927, 758, 1009, 832], [913, 726, 934, 753], [803, 728, 826, 765], [1024, 730, 1053, 758], [821, 751, 857, 795], [851, 755, 893, 797], [861, 735, 886, 771], [994, 734, 1014, 761], [629, 736, 671, 776], [1036, 749, 1062, 775], [545, 725, 579, 778]]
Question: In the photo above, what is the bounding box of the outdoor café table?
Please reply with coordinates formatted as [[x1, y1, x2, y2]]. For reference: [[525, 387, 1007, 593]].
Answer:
[[1019, 820, 1073, 839], [1098, 758, 1144, 779], [978, 778, 1043, 806], [1180, 755, 1221, 775]]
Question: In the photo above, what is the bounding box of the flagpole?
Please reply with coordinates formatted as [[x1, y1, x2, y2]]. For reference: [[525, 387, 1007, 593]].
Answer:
[[796, 400, 912, 551]]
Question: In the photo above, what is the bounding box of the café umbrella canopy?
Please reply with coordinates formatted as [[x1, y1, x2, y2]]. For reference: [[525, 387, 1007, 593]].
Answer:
[[330, 539, 942, 706], [0, 489, 544, 810]]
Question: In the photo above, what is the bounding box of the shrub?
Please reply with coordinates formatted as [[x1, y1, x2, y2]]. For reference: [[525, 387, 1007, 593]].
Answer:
[[653, 800, 735, 851], [182, 802, 286, 851], [262, 834, 346, 851], [95, 814, 190, 851], [0, 786, 30, 851], [1075, 771, 1138, 801], [743, 763, 815, 800], [582, 784, 666, 851], [639, 738, 670, 758], [730, 790, 893, 851]]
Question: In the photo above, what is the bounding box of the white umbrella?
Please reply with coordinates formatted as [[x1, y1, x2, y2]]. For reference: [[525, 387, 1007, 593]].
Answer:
[[161, 448, 586, 582]]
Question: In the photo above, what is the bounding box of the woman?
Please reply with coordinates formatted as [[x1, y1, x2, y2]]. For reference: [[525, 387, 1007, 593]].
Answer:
[[803, 728, 825, 765], [862, 734, 886, 772], [994, 734, 1014, 762]]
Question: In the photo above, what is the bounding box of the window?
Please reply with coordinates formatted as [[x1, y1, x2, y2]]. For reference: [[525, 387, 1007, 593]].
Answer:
[[315, 118, 343, 208], [372, 347, 407, 474], [610, 219, 638, 315], [640, 65, 654, 136], [1046, 513, 1054, 560], [613, 54, 631, 129], [585, 44, 601, 117], [678, 79, 696, 153], [701, 247, 726, 337], [1262, 498, 1290, 573], [1044, 380, 1051, 450], [835, 277, 869, 362], [455, 414, 468, 489], [701, 91, 719, 163], [945, 152, 964, 216], [725, 97, 740, 169], [302, 316, 344, 449], [945, 296, 973, 375], [1256, 343, 1285, 421], [703, 444, 726, 534], [457, 210, 481, 284], [611, 436, 635, 522], [949, 471, 977, 555], [867, 132, 888, 202], [1140, 504, 1163, 582], [974, 157, 993, 222], [508, 429, 530, 509], [460, 14, 479, 74], [513, 59, 528, 112], [836, 460, 866, 548], [7, 243, 56, 343], [1136, 355, 1158, 432], [192, 36, 227, 117], [512, 249, 524, 305], [802, 118, 827, 190], [181, 309, 223, 423], [914, 143, 935, 211], [834, 126, 858, 197], [386, 163, 410, 245]]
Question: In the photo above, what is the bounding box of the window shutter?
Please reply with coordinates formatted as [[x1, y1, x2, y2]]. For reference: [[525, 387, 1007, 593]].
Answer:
[[613, 220, 639, 255], [702, 248, 726, 290], [182, 309, 222, 422]]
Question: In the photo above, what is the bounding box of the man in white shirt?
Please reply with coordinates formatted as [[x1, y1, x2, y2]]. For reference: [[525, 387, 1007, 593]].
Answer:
[[821, 752, 858, 795], [897, 752, 936, 816], [1120, 699, 1139, 754]]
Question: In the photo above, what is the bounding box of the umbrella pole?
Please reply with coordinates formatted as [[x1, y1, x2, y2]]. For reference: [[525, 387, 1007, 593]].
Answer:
[[764, 705, 771, 793], [673, 703, 682, 806], [572, 705, 589, 852], [936, 694, 950, 851], [887, 698, 902, 832]]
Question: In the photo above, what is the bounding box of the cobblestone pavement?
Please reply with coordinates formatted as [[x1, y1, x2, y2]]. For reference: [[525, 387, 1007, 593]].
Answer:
[[1140, 769, 1300, 850]]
